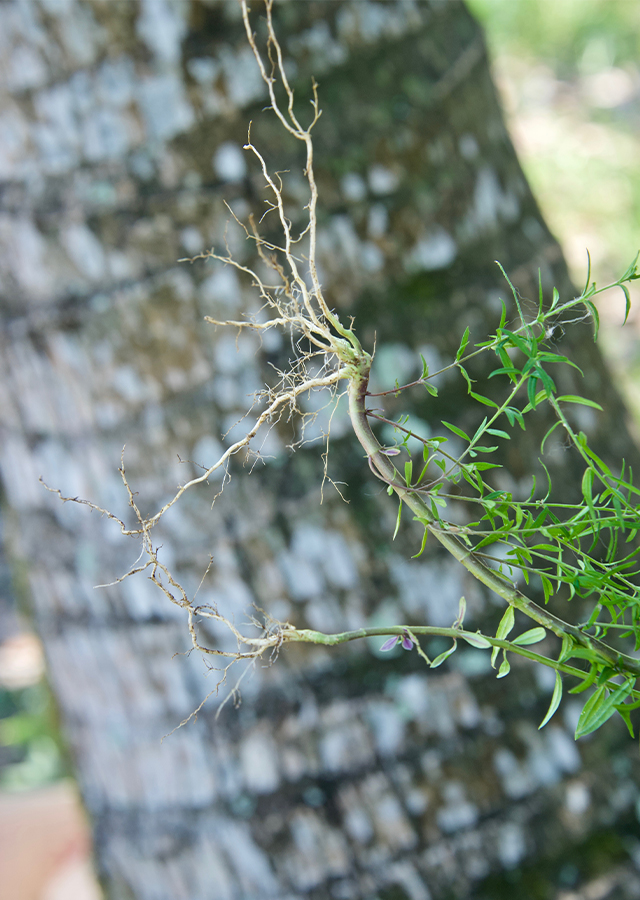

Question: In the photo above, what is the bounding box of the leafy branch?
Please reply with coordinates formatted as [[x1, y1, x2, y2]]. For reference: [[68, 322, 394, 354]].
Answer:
[[44, 0, 640, 741]]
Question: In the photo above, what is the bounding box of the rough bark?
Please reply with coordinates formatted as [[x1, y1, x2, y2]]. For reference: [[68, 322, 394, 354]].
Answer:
[[1, 2, 640, 898]]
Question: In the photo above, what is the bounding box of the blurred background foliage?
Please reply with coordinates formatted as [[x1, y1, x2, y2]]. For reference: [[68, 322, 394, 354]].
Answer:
[[469, 0, 640, 422], [0, 682, 66, 791]]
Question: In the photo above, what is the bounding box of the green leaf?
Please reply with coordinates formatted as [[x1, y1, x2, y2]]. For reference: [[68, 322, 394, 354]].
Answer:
[[471, 445, 499, 454], [412, 523, 429, 558], [581, 248, 592, 298], [456, 326, 470, 361], [486, 428, 510, 439], [575, 680, 634, 739], [404, 460, 413, 487], [442, 421, 470, 441], [470, 417, 488, 444], [527, 375, 540, 410], [620, 283, 632, 325], [541, 420, 562, 454], [539, 671, 562, 729], [583, 298, 599, 341], [420, 354, 429, 379], [489, 365, 521, 381], [497, 654, 511, 678], [537, 366, 556, 397], [620, 249, 640, 282], [582, 468, 594, 506], [512, 627, 546, 646], [430, 643, 457, 668], [469, 391, 499, 408], [504, 406, 525, 430], [540, 573, 554, 604], [537, 269, 544, 314], [492, 606, 515, 667], [555, 395, 603, 412], [393, 500, 403, 540], [459, 365, 475, 393], [558, 634, 573, 662], [569, 664, 597, 694], [461, 632, 491, 649], [425, 382, 438, 397], [617, 704, 636, 739]]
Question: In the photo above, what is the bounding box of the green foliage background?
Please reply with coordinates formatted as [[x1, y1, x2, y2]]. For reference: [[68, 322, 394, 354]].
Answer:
[[469, 0, 640, 417]]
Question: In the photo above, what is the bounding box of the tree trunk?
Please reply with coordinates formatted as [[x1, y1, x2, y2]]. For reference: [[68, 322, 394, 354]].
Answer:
[[1, 1, 639, 898]]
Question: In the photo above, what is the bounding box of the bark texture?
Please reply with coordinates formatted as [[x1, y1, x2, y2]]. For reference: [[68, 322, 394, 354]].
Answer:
[[1, 2, 640, 898]]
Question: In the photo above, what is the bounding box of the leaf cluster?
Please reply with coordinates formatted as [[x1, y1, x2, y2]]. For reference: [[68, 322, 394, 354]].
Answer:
[[372, 253, 640, 738]]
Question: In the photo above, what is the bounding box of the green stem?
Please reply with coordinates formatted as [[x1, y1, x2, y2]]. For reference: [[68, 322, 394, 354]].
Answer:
[[286, 625, 639, 697], [346, 355, 640, 678]]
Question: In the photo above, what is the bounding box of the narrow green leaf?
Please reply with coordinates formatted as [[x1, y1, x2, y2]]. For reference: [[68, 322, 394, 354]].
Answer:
[[538, 268, 544, 315], [512, 627, 546, 646], [555, 395, 603, 412], [412, 524, 429, 558], [486, 428, 510, 439], [584, 298, 599, 341], [527, 375, 540, 409], [539, 672, 562, 729], [540, 573, 554, 604], [393, 500, 403, 540], [621, 249, 640, 282], [581, 443, 612, 476], [503, 330, 531, 356], [404, 460, 413, 487], [582, 468, 594, 505], [575, 685, 606, 736], [621, 283, 632, 325], [442, 421, 470, 441], [581, 248, 592, 298], [507, 406, 526, 430], [492, 606, 514, 667], [569, 664, 597, 694], [420, 354, 429, 379], [575, 679, 634, 739], [430, 643, 457, 668], [489, 365, 521, 381], [499, 298, 507, 329], [541, 420, 562, 454], [425, 382, 438, 397], [537, 366, 556, 397], [459, 365, 475, 393], [617, 704, 636, 739], [456, 326, 470, 361], [470, 391, 499, 408]]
